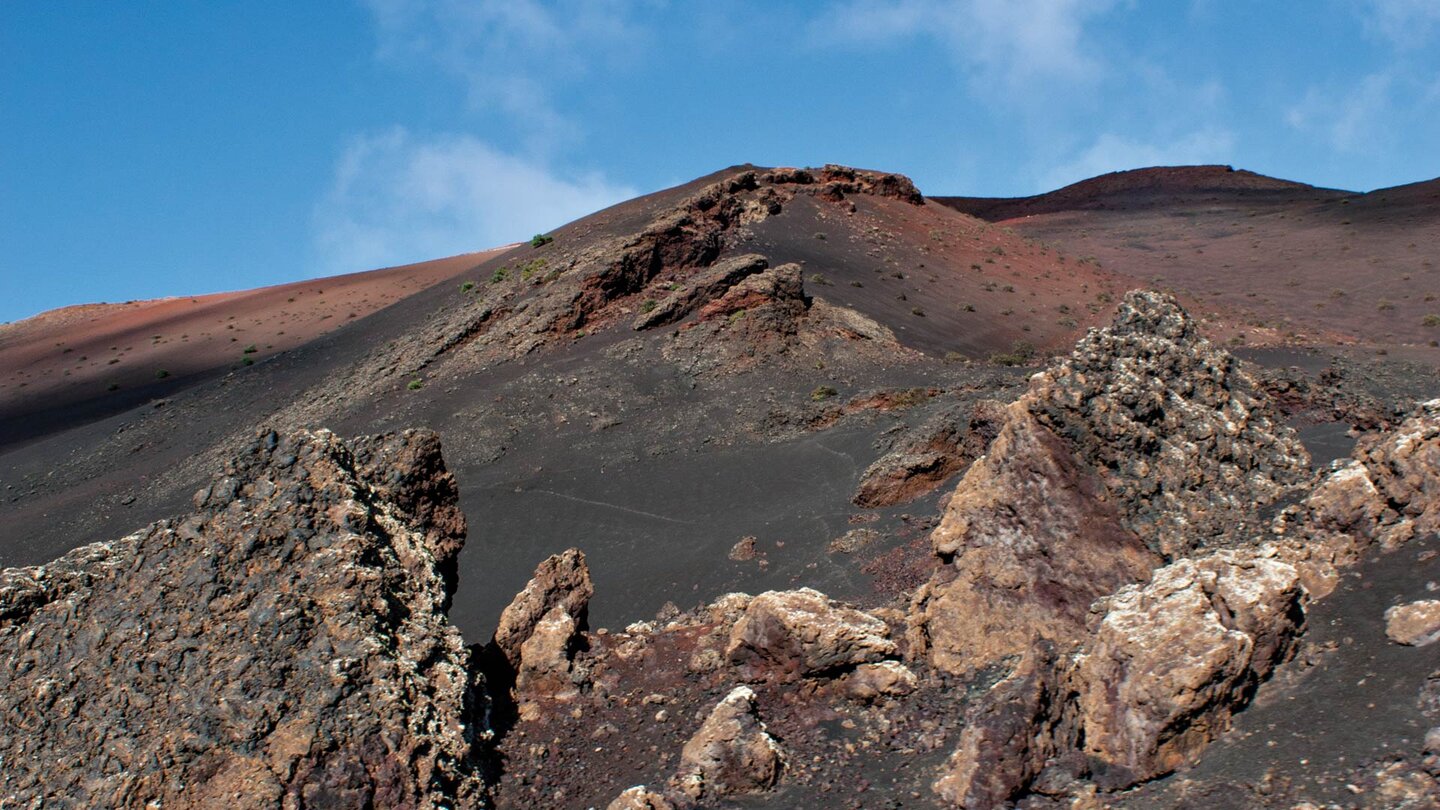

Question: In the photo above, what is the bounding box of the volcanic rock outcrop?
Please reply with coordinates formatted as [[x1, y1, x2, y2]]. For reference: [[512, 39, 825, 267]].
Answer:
[[1273, 398, 1440, 597], [909, 290, 1311, 675], [1070, 549, 1305, 787], [852, 397, 1007, 508], [0, 429, 485, 808], [670, 686, 785, 802], [725, 587, 897, 681]]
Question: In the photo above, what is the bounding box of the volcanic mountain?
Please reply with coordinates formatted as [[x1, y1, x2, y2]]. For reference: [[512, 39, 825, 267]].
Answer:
[[2, 164, 1439, 808]]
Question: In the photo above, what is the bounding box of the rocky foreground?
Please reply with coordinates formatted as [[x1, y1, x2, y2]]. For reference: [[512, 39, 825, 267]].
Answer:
[[3, 292, 1439, 808]]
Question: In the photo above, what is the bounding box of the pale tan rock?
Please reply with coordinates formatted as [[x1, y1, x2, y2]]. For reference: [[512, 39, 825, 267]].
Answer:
[[606, 785, 675, 810], [1385, 600, 1440, 647], [515, 605, 582, 697], [672, 686, 784, 801], [1071, 550, 1305, 788], [845, 661, 918, 701], [1273, 400, 1440, 599], [492, 547, 592, 669], [726, 587, 896, 680]]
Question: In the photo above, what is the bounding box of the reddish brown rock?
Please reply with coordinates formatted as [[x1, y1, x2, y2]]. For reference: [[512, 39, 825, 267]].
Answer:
[[844, 660, 919, 701], [606, 785, 676, 810], [910, 291, 1308, 675], [932, 644, 1071, 808]]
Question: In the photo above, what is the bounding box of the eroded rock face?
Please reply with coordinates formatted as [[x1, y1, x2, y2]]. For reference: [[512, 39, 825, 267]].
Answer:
[[932, 644, 1072, 808], [0, 429, 486, 809], [1071, 550, 1305, 788], [726, 587, 897, 681], [910, 291, 1309, 675], [672, 686, 785, 802]]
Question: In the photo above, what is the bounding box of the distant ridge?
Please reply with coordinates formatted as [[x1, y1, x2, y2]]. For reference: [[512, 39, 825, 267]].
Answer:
[[935, 164, 1352, 222]]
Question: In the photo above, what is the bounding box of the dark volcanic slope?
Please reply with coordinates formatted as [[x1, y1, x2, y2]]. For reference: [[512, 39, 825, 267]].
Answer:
[[2, 164, 1124, 643], [937, 166, 1440, 353]]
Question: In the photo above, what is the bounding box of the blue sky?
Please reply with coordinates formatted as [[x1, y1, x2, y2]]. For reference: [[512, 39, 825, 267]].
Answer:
[[3, 1, 1438, 323]]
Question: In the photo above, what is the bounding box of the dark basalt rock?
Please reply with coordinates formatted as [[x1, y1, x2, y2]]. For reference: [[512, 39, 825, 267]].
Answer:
[[0, 429, 486, 809]]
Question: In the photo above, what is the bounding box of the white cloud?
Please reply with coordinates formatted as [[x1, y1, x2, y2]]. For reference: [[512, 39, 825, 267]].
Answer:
[[810, 0, 1116, 95], [1285, 73, 1393, 153], [313, 129, 635, 272], [362, 0, 651, 148], [1040, 128, 1237, 190], [1357, 0, 1440, 48]]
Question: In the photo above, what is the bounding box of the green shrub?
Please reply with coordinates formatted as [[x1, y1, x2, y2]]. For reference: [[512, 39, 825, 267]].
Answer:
[[530, 233, 554, 248], [490, 266, 510, 283], [155, 369, 170, 379], [460, 281, 476, 292], [1424, 314, 1440, 328], [642, 299, 657, 312], [810, 385, 838, 401], [407, 379, 423, 391], [242, 344, 257, 354], [988, 340, 1036, 367]]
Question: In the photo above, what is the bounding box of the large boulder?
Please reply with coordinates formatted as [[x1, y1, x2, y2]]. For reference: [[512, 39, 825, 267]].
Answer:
[[671, 686, 785, 802], [1070, 550, 1305, 788], [0, 429, 486, 808], [910, 291, 1310, 675], [726, 587, 897, 681]]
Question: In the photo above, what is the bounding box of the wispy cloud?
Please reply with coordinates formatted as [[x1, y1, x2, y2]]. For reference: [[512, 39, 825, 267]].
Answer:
[[810, 0, 1116, 97], [1040, 128, 1237, 190], [1285, 73, 1393, 153], [363, 0, 652, 150], [312, 128, 635, 272], [1357, 0, 1440, 48]]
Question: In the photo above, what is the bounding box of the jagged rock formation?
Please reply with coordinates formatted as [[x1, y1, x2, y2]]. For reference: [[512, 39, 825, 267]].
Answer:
[[670, 686, 785, 803], [606, 785, 676, 810], [932, 644, 1071, 808], [490, 547, 593, 671], [0, 429, 486, 808], [1273, 398, 1440, 597], [908, 290, 1311, 675], [852, 397, 1006, 508]]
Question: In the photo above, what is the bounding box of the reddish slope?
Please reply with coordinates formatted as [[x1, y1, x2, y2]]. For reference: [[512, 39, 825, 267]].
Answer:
[[0, 248, 509, 438], [936, 167, 1440, 352]]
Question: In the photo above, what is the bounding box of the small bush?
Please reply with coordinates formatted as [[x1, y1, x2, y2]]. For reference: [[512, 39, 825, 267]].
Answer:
[[460, 281, 476, 292], [911, 307, 926, 317], [155, 369, 170, 379], [641, 299, 658, 313], [530, 233, 554, 248], [241, 357, 254, 367], [107, 383, 120, 392], [1424, 314, 1440, 328], [962, 303, 975, 312], [242, 344, 257, 354], [490, 266, 510, 284], [810, 385, 838, 401], [520, 258, 548, 281], [989, 341, 1036, 367], [808, 273, 832, 286], [1378, 300, 1396, 311], [407, 379, 423, 391]]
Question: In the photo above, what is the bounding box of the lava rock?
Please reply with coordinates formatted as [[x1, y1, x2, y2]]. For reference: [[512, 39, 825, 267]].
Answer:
[[726, 587, 897, 681], [671, 686, 785, 802], [0, 429, 486, 808], [1385, 600, 1440, 647]]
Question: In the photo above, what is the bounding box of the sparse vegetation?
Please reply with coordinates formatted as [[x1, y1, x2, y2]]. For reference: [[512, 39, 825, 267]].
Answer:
[[530, 233, 553, 248], [911, 307, 925, 317], [1377, 300, 1396, 312], [460, 281, 476, 292], [155, 369, 170, 379], [641, 299, 657, 313], [810, 385, 838, 401], [1424, 314, 1440, 328], [520, 258, 548, 281], [808, 273, 832, 286], [490, 266, 510, 284], [407, 378, 423, 391], [989, 340, 1036, 367], [242, 344, 257, 354]]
